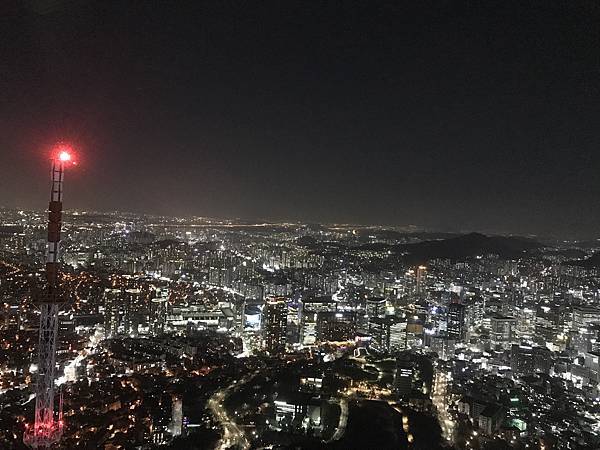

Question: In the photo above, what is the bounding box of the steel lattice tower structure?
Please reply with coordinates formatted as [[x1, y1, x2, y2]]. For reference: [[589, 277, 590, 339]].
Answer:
[[24, 148, 74, 449]]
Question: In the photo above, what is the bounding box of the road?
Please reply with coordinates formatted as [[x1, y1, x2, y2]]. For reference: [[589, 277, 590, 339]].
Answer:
[[433, 370, 455, 444], [0, 259, 21, 276], [208, 372, 258, 450], [57, 326, 104, 385], [326, 398, 349, 442]]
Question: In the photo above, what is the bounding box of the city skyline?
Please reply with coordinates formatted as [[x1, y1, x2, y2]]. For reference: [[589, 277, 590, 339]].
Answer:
[[2, 204, 600, 449], [0, 204, 586, 243], [2, 3, 600, 449]]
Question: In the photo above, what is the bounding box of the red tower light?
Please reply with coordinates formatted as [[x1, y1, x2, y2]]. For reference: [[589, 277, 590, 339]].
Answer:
[[58, 151, 71, 162], [52, 144, 77, 165]]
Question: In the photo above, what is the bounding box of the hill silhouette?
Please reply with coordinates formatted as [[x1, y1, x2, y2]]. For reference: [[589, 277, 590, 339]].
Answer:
[[566, 252, 600, 269], [395, 232, 542, 263]]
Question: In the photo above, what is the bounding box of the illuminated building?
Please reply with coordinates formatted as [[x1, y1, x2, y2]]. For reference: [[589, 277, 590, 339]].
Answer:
[[170, 396, 183, 437], [299, 296, 336, 345], [510, 344, 534, 374], [366, 297, 386, 319], [103, 288, 142, 337], [490, 315, 516, 349], [316, 311, 356, 342], [395, 354, 416, 397], [273, 393, 323, 435], [478, 404, 505, 435], [515, 307, 536, 339], [166, 305, 230, 331], [447, 303, 467, 342], [415, 265, 427, 296], [369, 316, 407, 353], [150, 289, 168, 336], [572, 306, 600, 329], [263, 298, 287, 354], [430, 336, 455, 360], [244, 304, 262, 330], [299, 375, 323, 393], [511, 344, 553, 375]]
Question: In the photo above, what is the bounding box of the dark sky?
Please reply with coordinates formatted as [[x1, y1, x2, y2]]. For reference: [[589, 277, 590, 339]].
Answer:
[[2, 1, 600, 238]]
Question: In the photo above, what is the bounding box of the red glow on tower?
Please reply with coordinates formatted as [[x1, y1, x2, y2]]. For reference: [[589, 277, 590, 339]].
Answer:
[[51, 144, 77, 166], [58, 151, 71, 162]]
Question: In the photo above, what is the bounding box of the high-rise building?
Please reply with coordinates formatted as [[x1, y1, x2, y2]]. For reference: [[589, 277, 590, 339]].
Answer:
[[572, 306, 600, 329], [532, 346, 553, 374], [511, 344, 553, 375], [510, 344, 534, 374], [490, 315, 516, 349], [366, 297, 386, 320], [103, 288, 142, 337], [150, 289, 168, 336], [170, 396, 183, 437], [430, 336, 455, 360], [416, 265, 427, 296], [103, 288, 121, 338], [369, 316, 407, 353], [299, 296, 336, 345], [316, 311, 356, 342], [447, 303, 467, 342], [395, 353, 416, 397], [263, 298, 288, 354], [389, 320, 408, 352], [516, 307, 536, 339]]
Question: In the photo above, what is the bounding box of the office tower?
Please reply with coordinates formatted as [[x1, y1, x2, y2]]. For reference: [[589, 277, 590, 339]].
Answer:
[[416, 265, 427, 296], [369, 316, 407, 353], [572, 306, 600, 329], [150, 289, 168, 336], [366, 297, 386, 319], [447, 303, 467, 342], [430, 336, 455, 360], [103, 288, 120, 337], [263, 298, 288, 354], [104, 288, 142, 337], [170, 396, 183, 437], [316, 311, 356, 342], [490, 315, 517, 349], [516, 307, 536, 339], [511, 344, 553, 375], [511, 344, 534, 374], [532, 346, 553, 374], [299, 296, 336, 345], [395, 353, 416, 397], [369, 316, 391, 352]]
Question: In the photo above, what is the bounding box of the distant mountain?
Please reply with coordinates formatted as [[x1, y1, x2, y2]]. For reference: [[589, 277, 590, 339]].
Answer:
[[353, 229, 460, 241], [562, 239, 600, 249], [565, 252, 600, 269], [540, 248, 587, 259], [394, 232, 543, 263]]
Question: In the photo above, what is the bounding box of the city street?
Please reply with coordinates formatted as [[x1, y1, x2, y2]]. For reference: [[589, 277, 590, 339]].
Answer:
[[208, 372, 258, 450], [433, 371, 455, 444]]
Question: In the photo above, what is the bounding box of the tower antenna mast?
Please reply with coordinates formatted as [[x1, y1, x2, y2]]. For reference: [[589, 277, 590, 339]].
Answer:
[[24, 147, 75, 449]]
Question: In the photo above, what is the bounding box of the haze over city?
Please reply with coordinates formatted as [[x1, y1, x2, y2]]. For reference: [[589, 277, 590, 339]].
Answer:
[[3, 1, 600, 237]]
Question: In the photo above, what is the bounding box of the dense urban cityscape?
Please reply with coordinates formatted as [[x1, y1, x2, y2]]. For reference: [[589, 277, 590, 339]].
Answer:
[[1, 206, 599, 449]]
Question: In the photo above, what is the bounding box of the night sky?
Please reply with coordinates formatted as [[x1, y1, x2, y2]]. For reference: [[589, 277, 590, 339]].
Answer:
[[2, 1, 600, 238]]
